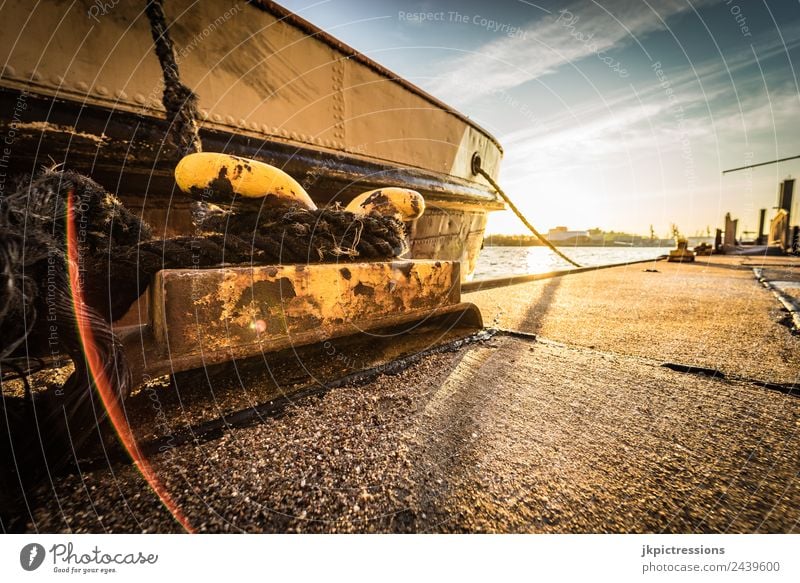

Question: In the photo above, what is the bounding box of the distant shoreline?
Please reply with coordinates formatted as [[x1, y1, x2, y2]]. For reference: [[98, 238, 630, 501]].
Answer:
[[484, 242, 673, 248], [483, 236, 715, 248], [473, 244, 668, 279]]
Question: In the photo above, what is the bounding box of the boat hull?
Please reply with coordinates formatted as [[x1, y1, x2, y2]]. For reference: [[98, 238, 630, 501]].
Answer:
[[0, 0, 504, 278]]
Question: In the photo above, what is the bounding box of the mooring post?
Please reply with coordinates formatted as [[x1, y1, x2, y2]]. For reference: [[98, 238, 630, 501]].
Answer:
[[757, 208, 767, 245]]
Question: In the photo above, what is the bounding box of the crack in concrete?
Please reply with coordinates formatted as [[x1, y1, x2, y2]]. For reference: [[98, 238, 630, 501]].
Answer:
[[753, 267, 800, 334]]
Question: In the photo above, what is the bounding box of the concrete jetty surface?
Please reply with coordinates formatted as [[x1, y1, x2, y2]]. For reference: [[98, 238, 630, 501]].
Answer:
[[22, 256, 800, 533]]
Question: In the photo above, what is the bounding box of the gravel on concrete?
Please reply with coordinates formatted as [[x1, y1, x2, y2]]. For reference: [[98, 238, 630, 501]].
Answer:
[[26, 335, 800, 533], [465, 258, 800, 385], [14, 257, 800, 533]]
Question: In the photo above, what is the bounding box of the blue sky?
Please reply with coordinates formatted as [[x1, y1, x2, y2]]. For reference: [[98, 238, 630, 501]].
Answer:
[[279, 0, 800, 236]]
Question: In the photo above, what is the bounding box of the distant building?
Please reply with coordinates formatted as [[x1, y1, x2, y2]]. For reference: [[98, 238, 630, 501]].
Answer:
[[547, 226, 590, 244]]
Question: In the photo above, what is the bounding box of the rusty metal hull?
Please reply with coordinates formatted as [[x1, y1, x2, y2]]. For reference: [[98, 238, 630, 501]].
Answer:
[[0, 0, 505, 278], [120, 260, 482, 379]]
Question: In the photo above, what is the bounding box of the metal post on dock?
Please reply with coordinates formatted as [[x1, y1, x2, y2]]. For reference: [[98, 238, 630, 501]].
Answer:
[[724, 213, 738, 249], [757, 209, 766, 245], [779, 179, 795, 245]]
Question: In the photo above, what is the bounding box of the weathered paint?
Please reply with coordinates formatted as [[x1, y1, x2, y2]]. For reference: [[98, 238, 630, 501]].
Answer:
[[150, 260, 463, 359], [0, 0, 501, 183], [0, 0, 505, 278]]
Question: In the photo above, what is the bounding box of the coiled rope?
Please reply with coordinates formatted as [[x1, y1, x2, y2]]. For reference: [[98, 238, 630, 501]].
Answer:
[[0, 2, 411, 525], [0, 164, 409, 523], [106, 206, 407, 320], [471, 154, 582, 269]]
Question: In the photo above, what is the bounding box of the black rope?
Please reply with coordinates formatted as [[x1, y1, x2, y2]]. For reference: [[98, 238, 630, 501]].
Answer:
[[473, 156, 582, 269], [106, 205, 407, 321], [0, 164, 411, 521], [145, 0, 202, 157], [1, 170, 134, 520]]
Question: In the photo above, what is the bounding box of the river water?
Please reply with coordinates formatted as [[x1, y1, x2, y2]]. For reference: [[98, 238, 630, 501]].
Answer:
[[471, 246, 667, 279]]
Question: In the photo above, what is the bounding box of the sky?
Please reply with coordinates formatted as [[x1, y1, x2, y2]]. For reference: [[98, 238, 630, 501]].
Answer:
[[278, 0, 800, 236]]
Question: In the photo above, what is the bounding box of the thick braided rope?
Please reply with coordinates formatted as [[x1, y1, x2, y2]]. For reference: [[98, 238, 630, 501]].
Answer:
[[144, 0, 202, 157], [121, 205, 402, 270]]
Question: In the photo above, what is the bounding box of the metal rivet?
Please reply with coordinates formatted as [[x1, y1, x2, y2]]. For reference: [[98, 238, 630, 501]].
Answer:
[[115, 89, 127, 100], [76, 81, 89, 92], [2, 65, 17, 77], [225, 115, 235, 124], [96, 85, 109, 95], [53, 75, 64, 85], [199, 109, 209, 119], [30, 71, 42, 81], [213, 114, 222, 122], [134, 93, 146, 104]]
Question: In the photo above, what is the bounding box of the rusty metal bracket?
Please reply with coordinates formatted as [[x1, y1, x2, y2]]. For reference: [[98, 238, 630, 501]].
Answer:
[[121, 260, 481, 380]]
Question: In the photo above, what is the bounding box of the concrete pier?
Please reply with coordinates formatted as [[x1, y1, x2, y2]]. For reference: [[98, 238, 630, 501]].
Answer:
[[21, 255, 800, 533]]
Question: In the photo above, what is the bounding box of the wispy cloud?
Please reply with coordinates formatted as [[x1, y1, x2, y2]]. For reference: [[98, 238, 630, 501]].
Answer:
[[497, 28, 800, 169], [426, 0, 711, 104], [484, 18, 800, 235]]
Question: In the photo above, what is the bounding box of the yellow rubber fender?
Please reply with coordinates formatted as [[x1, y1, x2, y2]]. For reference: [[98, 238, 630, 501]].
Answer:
[[345, 187, 425, 221], [174, 152, 316, 209]]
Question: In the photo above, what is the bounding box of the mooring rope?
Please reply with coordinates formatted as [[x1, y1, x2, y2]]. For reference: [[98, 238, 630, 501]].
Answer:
[[0, 171, 136, 523], [0, 169, 409, 523], [472, 156, 582, 269], [108, 206, 407, 319], [0, 3, 415, 524], [145, 0, 203, 157]]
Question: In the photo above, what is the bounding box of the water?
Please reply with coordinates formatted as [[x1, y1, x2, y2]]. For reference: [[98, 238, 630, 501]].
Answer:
[[472, 246, 667, 280]]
